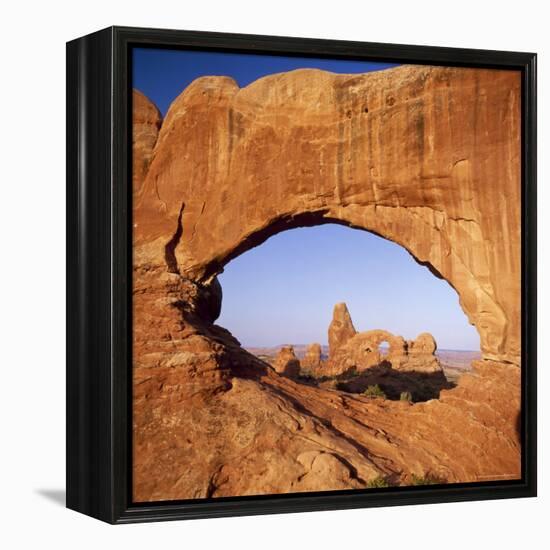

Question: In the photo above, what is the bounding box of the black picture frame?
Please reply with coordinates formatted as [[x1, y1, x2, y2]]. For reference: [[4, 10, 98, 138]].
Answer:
[[66, 26, 537, 524]]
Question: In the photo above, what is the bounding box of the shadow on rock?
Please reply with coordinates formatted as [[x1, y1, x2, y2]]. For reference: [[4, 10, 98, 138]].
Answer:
[[312, 364, 455, 402]]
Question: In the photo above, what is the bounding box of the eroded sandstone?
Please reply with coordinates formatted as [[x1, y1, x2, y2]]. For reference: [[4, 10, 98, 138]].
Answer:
[[301, 343, 324, 374], [134, 65, 521, 364], [132, 90, 162, 195], [132, 65, 521, 501], [320, 304, 442, 376], [273, 345, 300, 378], [328, 303, 357, 358]]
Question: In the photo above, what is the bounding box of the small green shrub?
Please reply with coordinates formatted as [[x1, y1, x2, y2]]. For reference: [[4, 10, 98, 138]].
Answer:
[[367, 476, 390, 488], [346, 366, 359, 378], [410, 473, 441, 486], [400, 391, 413, 402], [363, 384, 386, 399], [336, 366, 358, 380]]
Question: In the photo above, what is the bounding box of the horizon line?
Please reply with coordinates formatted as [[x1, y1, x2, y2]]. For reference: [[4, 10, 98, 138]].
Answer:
[[242, 344, 481, 353]]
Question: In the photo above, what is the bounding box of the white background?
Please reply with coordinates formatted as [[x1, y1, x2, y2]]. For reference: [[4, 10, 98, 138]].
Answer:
[[0, 0, 547, 547]]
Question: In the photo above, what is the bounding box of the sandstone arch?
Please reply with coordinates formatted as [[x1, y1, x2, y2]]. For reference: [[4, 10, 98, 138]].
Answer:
[[330, 329, 405, 374], [131, 65, 522, 500], [352, 330, 406, 355], [328, 322, 441, 375], [134, 65, 520, 365]]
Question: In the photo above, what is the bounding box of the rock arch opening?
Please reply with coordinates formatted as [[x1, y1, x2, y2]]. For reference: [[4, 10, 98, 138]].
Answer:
[[134, 65, 521, 366], [378, 341, 390, 356], [216, 223, 480, 401]]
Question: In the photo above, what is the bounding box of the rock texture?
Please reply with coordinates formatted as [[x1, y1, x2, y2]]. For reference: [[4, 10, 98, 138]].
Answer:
[[134, 65, 521, 364], [326, 308, 442, 376], [301, 343, 323, 374], [132, 64, 521, 502], [133, 271, 520, 500], [132, 90, 162, 195], [324, 330, 442, 376], [328, 303, 357, 358], [273, 345, 300, 378], [409, 332, 437, 355], [404, 333, 441, 372]]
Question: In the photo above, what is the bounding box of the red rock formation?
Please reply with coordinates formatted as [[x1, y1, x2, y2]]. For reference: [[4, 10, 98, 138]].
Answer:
[[409, 332, 437, 354], [328, 303, 357, 358], [327, 321, 441, 376], [132, 65, 521, 501], [301, 343, 323, 374], [134, 65, 521, 364], [330, 329, 402, 373], [273, 345, 300, 378], [133, 271, 520, 500], [132, 90, 162, 195], [403, 332, 441, 372]]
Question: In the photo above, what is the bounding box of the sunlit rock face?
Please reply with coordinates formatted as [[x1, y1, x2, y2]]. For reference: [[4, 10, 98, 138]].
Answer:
[[328, 303, 357, 358], [273, 345, 300, 378], [302, 343, 323, 369], [132, 89, 162, 195], [134, 65, 521, 364], [326, 314, 442, 377], [132, 65, 521, 502]]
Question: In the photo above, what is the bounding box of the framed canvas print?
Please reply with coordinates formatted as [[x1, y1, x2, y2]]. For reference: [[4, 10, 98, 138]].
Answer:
[[66, 26, 537, 524]]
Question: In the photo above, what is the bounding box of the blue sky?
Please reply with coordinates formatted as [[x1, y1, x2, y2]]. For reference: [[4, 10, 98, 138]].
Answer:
[[217, 225, 479, 350], [133, 48, 479, 351], [133, 48, 398, 115]]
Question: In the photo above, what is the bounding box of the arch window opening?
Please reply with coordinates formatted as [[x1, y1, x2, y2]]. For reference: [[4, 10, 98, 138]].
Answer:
[[378, 341, 390, 357], [217, 224, 481, 402]]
